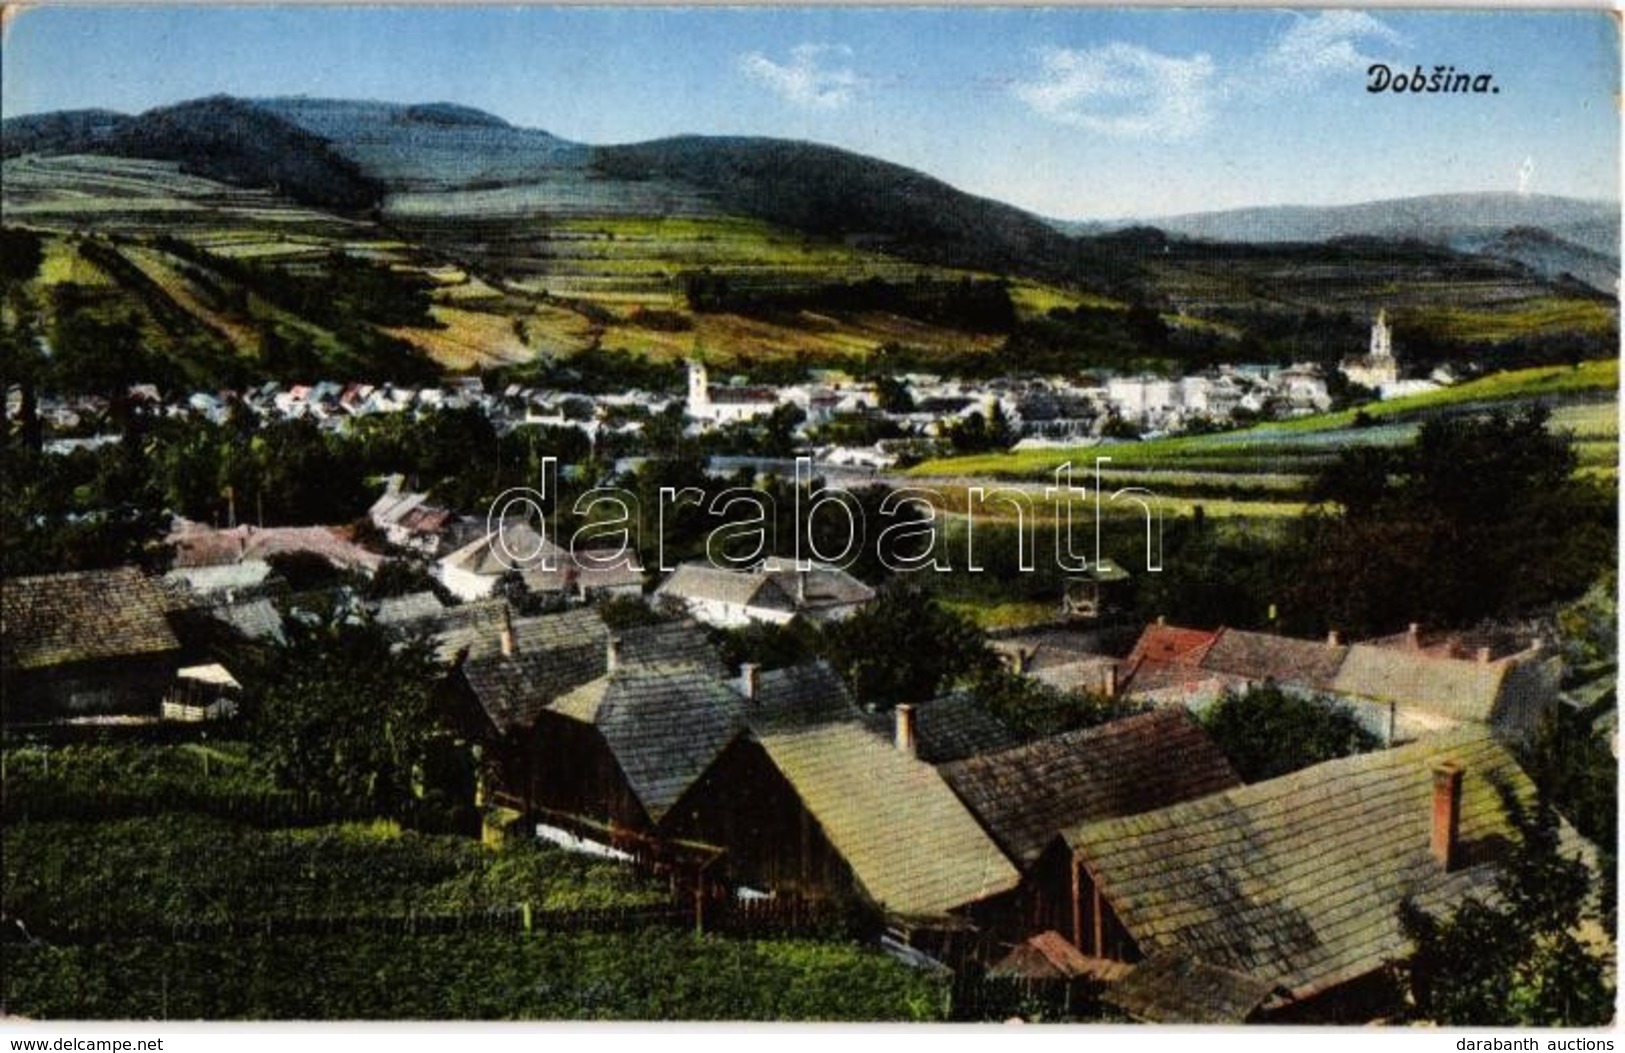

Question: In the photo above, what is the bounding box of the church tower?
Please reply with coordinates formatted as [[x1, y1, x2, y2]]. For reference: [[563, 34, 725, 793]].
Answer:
[[1369, 309, 1394, 362], [1339, 309, 1399, 391], [687, 358, 710, 414]]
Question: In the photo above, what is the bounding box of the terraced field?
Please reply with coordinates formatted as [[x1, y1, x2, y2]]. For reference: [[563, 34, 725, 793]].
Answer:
[[3, 154, 364, 239], [7, 153, 1079, 373]]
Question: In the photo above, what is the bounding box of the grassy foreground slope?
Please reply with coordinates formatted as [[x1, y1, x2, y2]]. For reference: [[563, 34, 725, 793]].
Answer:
[[0, 742, 946, 1021]]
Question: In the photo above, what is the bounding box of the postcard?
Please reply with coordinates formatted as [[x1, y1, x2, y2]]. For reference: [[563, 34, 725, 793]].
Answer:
[[0, 3, 1618, 1034]]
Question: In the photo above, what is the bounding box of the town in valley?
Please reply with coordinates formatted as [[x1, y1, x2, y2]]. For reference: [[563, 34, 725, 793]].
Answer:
[[0, 5, 1618, 1029]]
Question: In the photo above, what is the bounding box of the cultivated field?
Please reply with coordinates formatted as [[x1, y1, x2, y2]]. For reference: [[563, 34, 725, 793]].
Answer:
[[913, 360, 1620, 518]]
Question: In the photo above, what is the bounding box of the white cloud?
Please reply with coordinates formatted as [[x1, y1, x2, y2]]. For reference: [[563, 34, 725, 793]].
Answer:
[[739, 44, 864, 111], [1012, 43, 1217, 142], [1014, 13, 1403, 141], [1255, 11, 1405, 83]]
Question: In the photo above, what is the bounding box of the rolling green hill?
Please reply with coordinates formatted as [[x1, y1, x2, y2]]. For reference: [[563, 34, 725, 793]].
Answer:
[[3, 94, 1616, 382]]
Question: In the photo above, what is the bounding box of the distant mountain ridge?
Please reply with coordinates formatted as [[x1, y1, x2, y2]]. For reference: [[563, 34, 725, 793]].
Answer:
[[4, 94, 1617, 295], [1063, 193, 1620, 292], [1073, 193, 1617, 253], [3, 96, 381, 209]]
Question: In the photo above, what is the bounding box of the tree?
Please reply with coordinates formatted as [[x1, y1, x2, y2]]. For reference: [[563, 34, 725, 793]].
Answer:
[[1292, 405, 1615, 636], [1198, 683, 1379, 782], [1399, 790, 1613, 1026], [873, 375, 914, 414], [243, 611, 446, 814], [972, 668, 1145, 740], [1519, 707, 1617, 931], [819, 584, 996, 709]]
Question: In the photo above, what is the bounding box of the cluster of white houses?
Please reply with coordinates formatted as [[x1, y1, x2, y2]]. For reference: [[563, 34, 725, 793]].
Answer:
[[14, 314, 1451, 460], [2, 537, 1602, 1022]]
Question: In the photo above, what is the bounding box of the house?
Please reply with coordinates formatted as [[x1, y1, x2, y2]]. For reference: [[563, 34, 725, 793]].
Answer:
[[367, 478, 455, 555], [662, 707, 1022, 933], [1117, 621, 1564, 742], [167, 519, 384, 577], [445, 611, 723, 818], [2, 567, 182, 725], [538, 659, 751, 833], [1199, 626, 1348, 688], [938, 708, 1240, 870], [1330, 639, 1561, 741], [434, 523, 644, 605], [1026, 727, 1597, 1022], [653, 559, 875, 628]]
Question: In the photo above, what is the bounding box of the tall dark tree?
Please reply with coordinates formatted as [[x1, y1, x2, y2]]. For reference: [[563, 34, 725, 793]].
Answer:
[[243, 611, 445, 814], [1291, 406, 1614, 636], [1399, 790, 1613, 1026], [1199, 683, 1379, 783], [819, 583, 995, 709]]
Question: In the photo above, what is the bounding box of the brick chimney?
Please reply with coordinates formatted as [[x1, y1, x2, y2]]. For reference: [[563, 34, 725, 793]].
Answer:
[[1407, 622, 1422, 649], [607, 635, 623, 674], [741, 663, 760, 702], [499, 607, 516, 658], [1476, 646, 1492, 664], [1156, 615, 1167, 626], [1326, 629, 1342, 647], [1431, 762, 1463, 870], [894, 704, 917, 755], [1102, 663, 1118, 699]]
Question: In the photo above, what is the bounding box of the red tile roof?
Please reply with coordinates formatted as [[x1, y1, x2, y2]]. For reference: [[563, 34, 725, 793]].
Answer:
[[1127, 624, 1220, 666]]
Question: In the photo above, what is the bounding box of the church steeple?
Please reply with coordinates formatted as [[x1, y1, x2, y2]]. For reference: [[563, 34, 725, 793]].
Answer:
[[687, 357, 710, 411], [1369, 309, 1393, 361]]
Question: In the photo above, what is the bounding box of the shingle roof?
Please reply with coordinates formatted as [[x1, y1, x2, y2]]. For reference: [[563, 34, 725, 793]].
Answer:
[[1331, 644, 1508, 725], [1200, 627, 1346, 688], [552, 666, 750, 821], [656, 563, 781, 609], [617, 620, 725, 676], [1119, 659, 1249, 704], [167, 522, 382, 573], [522, 560, 645, 595], [1106, 954, 1274, 1023], [751, 720, 1021, 918], [1064, 728, 1585, 1006], [656, 561, 875, 619], [373, 591, 446, 625], [461, 617, 722, 734], [440, 522, 566, 577], [940, 709, 1241, 866], [750, 660, 857, 728], [992, 630, 1099, 673], [437, 605, 607, 664], [989, 931, 1111, 982], [859, 689, 1024, 764], [3, 568, 180, 670], [760, 561, 876, 614], [1128, 624, 1220, 666], [1030, 656, 1122, 695], [461, 646, 605, 734], [209, 598, 286, 643]]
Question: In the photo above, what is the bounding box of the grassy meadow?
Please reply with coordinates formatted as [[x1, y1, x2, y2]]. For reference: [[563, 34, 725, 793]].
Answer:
[[0, 742, 946, 1021]]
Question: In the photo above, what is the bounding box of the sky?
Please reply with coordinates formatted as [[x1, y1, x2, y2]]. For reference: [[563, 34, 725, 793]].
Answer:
[[2, 6, 1619, 220]]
